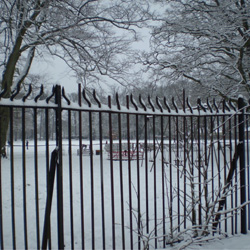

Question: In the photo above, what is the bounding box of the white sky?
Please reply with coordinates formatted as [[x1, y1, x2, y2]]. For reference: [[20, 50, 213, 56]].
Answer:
[[30, 26, 151, 94], [30, 55, 79, 93]]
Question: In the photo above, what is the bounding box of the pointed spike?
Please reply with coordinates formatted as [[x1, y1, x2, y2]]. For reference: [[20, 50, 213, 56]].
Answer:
[[186, 97, 193, 114], [126, 95, 129, 109], [182, 89, 186, 112], [197, 98, 206, 112], [163, 97, 171, 113], [213, 98, 219, 113], [62, 87, 70, 105], [224, 100, 230, 112], [139, 94, 147, 111], [93, 89, 101, 108], [172, 97, 178, 113], [223, 99, 230, 113], [116, 93, 121, 110], [148, 95, 155, 112], [108, 95, 111, 108], [10, 84, 21, 101], [156, 97, 163, 112], [78, 84, 82, 106], [22, 84, 32, 102], [206, 98, 213, 113], [222, 99, 227, 113], [130, 94, 138, 111], [34, 85, 44, 102], [82, 89, 91, 107], [46, 86, 55, 103], [229, 99, 236, 111]]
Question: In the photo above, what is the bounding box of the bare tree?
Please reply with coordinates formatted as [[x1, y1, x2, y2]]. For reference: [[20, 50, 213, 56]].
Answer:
[[141, 0, 250, 99], [0, 0, 149, 155]]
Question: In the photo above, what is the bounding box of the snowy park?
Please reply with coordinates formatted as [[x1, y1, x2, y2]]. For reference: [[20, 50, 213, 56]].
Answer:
[[1, 1, 250, 249]]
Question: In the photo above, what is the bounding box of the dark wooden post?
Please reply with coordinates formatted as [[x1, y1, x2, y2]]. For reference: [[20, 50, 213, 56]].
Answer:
[[238, 96, 247, 234]]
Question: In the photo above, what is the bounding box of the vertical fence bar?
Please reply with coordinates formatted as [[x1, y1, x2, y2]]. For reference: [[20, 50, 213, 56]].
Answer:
[[10, 107, 16, 249], [108, 96, 115, 250], [229, 114, 234, 235], [176, 116, 180, 232], [216, 114, 221, 232], [210, 117, 214, 221], [190, 116, 196, 228], [99, 112, 106, 249], [45, 108, 52, 249], [246, 113, 250, 230], [126, 96, 133, 249], [34, 108, 40, 249], [238, 97, 247, 234], [222, 106, 227, 232], [118, 112, 125, 249], [135, 114, 141, 250], [169, 116, 173, 237], [21, 108, 28, 249], [0, 114, 3, 249], [55, 85, 64, 249], [0, 119, 1, 250], [41, 148, 59, 250], [89, 111, 95, 249], [204, 116, 208, 228], [234, 110, 238, 234], [181, 125, 186, 230], [78, 84, 85, 249], [161, 115, 166, 247], [183, 115, 187, 230], [153, 115, 157, 248], [182, 91, 187, 230], [197, 114, 202, 228], [144, 115, 149, 234], [68, 110, 74, 249]]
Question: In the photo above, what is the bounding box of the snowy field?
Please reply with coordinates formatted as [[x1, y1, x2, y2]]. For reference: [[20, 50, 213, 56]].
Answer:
[[0, 139, 249, 249]]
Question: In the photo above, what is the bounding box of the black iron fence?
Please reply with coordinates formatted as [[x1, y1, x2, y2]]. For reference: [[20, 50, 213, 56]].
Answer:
[[0, 84, 249, 249]]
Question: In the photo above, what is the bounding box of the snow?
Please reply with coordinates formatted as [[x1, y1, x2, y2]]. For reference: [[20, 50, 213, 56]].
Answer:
[[191, 233, 250, 250], [0, 139, 249, 249]]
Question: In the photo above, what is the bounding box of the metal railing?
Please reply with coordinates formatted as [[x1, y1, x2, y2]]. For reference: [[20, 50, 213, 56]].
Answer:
[[0, 84, 249, 249]]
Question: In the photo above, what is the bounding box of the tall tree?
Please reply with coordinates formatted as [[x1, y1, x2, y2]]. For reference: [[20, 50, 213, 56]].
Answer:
[[142, 0, 250, 99], [0, 0, 149, 94], [0, 0, 148, 155]]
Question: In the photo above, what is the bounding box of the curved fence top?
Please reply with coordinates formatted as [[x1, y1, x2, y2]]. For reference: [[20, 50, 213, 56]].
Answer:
[[0, 84, 247, 116]]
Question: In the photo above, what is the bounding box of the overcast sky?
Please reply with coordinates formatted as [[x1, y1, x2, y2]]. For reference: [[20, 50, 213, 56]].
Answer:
[[30, 26, 151, 94], [30, 55, 78, 93]]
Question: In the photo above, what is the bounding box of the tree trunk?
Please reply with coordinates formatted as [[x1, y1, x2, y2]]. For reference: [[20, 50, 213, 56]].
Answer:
[[0, 107, 10, 157], [0, 25, 27, 157]]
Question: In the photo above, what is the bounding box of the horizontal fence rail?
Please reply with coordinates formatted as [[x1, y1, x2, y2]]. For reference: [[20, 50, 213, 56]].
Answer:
[[0, 84, 249, 249]]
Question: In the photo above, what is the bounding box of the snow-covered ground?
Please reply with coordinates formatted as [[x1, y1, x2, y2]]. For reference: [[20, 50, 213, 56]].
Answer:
[[0, 139, 248, 249], [187, 233, 250, 250]]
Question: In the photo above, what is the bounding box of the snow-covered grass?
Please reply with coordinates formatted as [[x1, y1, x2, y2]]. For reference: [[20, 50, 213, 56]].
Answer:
[[0, 139, 249, 249], [180, 233, 250, 250]]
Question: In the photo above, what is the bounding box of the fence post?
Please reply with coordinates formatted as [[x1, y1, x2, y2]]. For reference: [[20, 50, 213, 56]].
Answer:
[[55, 85, 64, 248], [41, 149, 59, 249], [238, 96, 247, 234]]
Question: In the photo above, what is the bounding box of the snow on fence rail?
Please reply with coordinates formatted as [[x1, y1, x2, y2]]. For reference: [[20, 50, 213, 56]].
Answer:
[[0, 84, 250, 249]]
